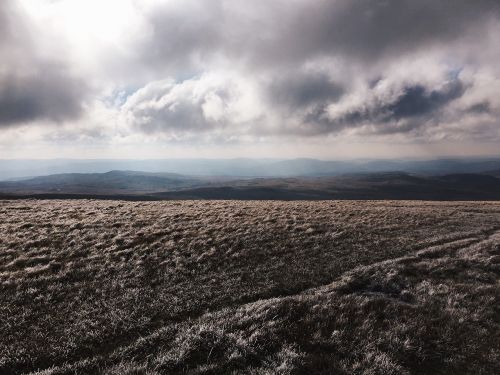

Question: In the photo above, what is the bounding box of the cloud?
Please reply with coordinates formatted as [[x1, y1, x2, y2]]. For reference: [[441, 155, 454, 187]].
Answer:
[[268, 71, 344, 110], [0, 0, 88, 128], [272, 0, 500, 63], [134, 0, 500, 72], [121, 73, 264, 138], [466, 102, 491, 114], [320, 78, 461, 134], [386, 81, 465, 120], [120, 66, 498, 141], [137, 0, 225, 74], [1, 0, 500, 156], [115, 0, 499, 142], [0, 65, 86, 126]]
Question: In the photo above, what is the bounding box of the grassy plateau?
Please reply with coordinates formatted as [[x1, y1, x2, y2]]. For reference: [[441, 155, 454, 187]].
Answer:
[[0, 200, 499, 374]]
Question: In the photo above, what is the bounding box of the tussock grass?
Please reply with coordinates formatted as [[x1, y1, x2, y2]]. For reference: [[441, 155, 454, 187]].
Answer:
[[0, 200, 499, 374]]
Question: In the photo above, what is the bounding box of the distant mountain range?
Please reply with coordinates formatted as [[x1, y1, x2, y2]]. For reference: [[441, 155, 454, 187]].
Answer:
[[1, 170, 500, 200], [2, 157, 500, 180]]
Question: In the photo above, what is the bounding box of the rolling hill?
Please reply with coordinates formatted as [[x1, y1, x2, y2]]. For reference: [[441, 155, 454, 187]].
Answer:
[[2, 157, 500, 180], [1, 170, 500, 200]]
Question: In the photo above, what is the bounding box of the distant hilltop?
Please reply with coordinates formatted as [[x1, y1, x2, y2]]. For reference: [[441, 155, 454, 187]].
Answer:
[[2, 157, 500, 180], [1, 169, 500, 201]]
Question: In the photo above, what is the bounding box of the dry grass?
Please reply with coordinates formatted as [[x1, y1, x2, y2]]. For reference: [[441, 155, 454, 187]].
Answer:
[[0, 200, 499, 374]]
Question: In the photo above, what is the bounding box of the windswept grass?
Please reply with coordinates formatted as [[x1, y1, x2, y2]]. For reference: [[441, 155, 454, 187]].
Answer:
[[0, 200, 499, 374]]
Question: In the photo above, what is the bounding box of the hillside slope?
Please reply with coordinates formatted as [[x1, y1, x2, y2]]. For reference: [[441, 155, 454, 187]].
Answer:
[[0, 171, 203, 195], [0, 200, 499, 374], [2, 171, 500, 200]]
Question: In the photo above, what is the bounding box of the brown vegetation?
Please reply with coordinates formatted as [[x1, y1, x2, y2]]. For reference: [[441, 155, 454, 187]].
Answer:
[[0, 200, 499, 374]]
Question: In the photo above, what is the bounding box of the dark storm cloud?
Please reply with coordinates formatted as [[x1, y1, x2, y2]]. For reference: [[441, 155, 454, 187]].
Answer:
[[387, 80, 465, 121], [141, 1, 224, 72], [0, 0, 88, 128], [139, 0, 500, 71], [0, 68, 85, 126], [271, 0, 500, 63], [301, 78, 467, 136], [268, 72, 344, 110], [466, 101, 491, 114]]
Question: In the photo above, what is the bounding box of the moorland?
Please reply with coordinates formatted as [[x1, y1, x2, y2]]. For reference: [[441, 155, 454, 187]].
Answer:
[[1, 199, 499, 374], [1, 170, 500, 201]]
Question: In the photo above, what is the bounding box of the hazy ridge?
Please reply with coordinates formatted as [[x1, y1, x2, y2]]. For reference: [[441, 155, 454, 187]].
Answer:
[[1, 169, 500, 200], [2, 157, 500, 180]]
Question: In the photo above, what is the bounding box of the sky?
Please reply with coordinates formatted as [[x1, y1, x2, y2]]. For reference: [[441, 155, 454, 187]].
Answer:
[[1, 0, 500, 159]]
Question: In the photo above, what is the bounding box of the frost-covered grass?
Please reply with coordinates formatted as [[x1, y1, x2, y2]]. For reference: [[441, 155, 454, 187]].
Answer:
[[0, 200, 499, 374]]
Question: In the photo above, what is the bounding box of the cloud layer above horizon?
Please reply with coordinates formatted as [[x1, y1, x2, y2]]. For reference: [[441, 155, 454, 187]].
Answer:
[[1, 0, 500, 158]]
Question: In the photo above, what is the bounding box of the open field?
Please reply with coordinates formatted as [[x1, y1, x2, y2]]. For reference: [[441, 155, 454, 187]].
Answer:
[[1, 200, 500, 374]]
